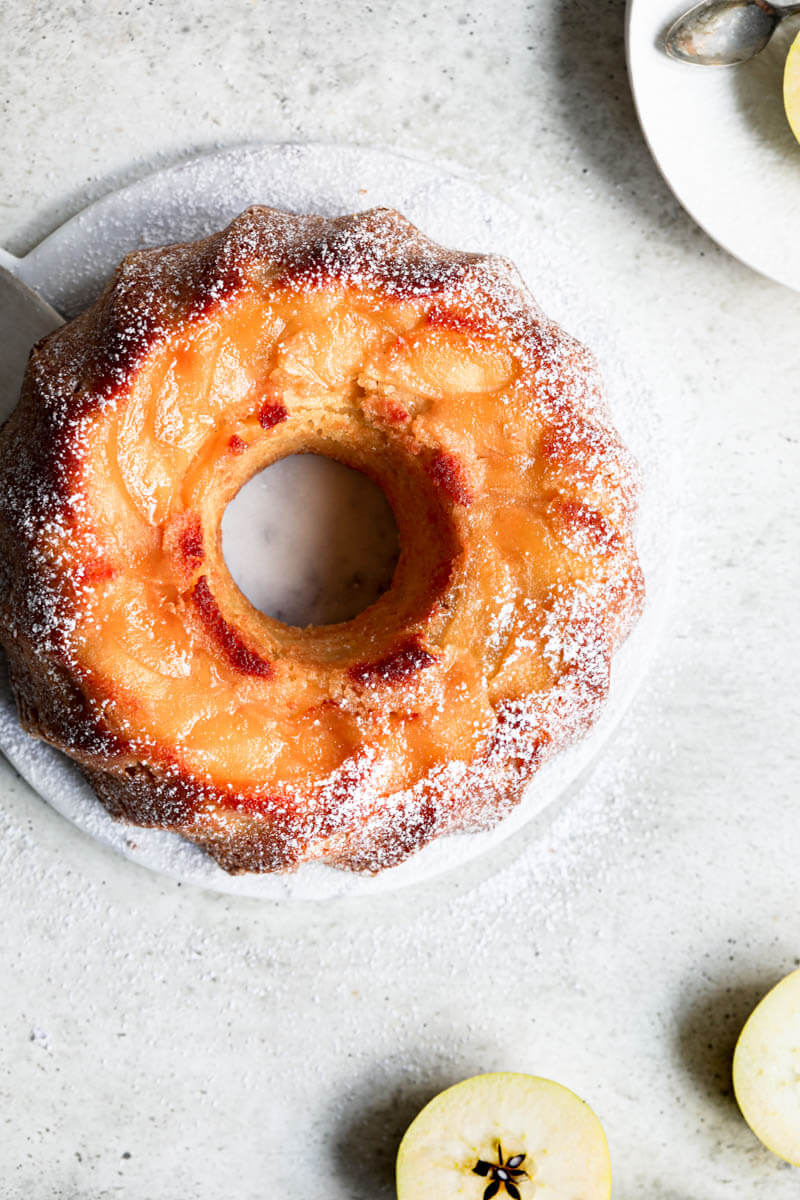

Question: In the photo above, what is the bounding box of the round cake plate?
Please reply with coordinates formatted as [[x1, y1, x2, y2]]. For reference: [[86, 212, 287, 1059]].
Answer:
[[626, 0, 800, 292], [0, 142, 676, 900]]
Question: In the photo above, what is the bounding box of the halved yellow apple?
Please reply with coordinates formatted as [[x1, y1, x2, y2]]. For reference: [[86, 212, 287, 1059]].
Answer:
[[395, 1072, 611, 1200], [784, 31, 800, 145], [733, 967, 800, 1166]]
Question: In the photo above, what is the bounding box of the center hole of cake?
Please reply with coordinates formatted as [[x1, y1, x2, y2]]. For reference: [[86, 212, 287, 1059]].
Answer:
[[221, 454, 400, 627]]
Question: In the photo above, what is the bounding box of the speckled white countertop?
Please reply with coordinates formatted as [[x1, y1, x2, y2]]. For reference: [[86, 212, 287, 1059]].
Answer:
[[1, 2, 799, 1197]]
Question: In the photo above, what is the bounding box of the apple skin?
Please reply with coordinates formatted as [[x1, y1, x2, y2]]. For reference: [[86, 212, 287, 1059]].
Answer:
[[733, 967, 800, 1166], [395, 1071, 611, 1200], [784, 31, 800, 146]]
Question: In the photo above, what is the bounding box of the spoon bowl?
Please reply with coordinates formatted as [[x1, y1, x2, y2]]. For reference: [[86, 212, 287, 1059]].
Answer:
[[664, 0, 781, 65], [665, 0, 800, 66]]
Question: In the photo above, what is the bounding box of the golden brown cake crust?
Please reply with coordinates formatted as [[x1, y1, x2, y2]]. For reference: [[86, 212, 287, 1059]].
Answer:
[[0, 206, 644, 874]]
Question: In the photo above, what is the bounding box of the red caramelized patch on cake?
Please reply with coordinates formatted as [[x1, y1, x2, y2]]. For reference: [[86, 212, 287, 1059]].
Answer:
[[231, 791, 288, 817], [349, 637, 437, 687], [425, 302, 488, 339], [557, 500, 621, 553], [541, 422, 612, 474], [426, 449, 472, 506], [429, 557, 454, 595], [192, 576, 273, 678], [360, 390, 410, 429], [228, 434, 247, 454], [381, 397, 410, 425], [177, 515, 205, 569], [258, 400, 289, 429], [76, 557, 115, 586]]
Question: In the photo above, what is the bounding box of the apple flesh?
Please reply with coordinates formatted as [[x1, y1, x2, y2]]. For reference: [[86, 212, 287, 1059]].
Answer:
[[396, 1072, 611, 1200], [784, 31, 800, 145], [733, 967, 800, 1166]]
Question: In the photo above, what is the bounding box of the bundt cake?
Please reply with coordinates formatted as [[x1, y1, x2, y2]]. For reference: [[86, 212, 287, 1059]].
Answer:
[[0, 206, 644, 873]]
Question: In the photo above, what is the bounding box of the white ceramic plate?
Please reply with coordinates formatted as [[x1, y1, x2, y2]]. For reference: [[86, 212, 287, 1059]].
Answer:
[[626, 0, 800, 291], [0, 143, 675, 899]]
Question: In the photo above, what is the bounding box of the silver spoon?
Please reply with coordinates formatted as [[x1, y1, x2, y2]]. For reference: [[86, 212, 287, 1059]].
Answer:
[[664, 0, 800, 66]]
